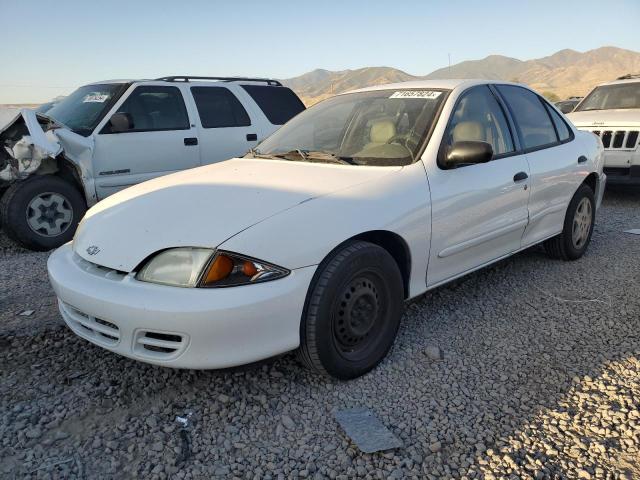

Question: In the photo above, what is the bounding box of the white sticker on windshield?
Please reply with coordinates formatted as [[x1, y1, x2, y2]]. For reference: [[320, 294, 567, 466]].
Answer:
[[389, 90, 441, 99], [82, 93, 110, 103]]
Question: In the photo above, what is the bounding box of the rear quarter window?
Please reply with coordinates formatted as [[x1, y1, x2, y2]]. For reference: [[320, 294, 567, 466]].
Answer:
[[241, 85, 305, 125]]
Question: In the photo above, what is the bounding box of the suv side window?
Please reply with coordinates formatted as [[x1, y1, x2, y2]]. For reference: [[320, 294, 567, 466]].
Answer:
[[545, 103, 571, 142], [113, 86, 189, 132], [190, 87, 251, 128], [444, 85, 515, 159], [497, 85, 558, 150], [241, 85, 305, 125]]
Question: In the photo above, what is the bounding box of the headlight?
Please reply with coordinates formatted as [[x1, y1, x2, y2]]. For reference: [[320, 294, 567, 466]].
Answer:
[[137, 247, 213, 287], [136, 248, 289, 288], [200, 251, 290, 288]]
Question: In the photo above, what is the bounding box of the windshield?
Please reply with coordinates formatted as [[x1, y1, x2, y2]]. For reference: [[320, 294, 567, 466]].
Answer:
[[44, 83, 128, 136], [575, 83, 640, 111], [250, 89, 448, 166]]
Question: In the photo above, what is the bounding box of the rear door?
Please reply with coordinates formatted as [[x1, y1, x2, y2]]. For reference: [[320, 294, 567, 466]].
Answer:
[[188, 85, 260, 165], [426, 85, 531, 286], [92, 84, 199, 199], [495, 85, 581, 247]]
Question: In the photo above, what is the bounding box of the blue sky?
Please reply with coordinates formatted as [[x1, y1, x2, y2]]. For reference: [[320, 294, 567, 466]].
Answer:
[[0, 0, 638, 103]]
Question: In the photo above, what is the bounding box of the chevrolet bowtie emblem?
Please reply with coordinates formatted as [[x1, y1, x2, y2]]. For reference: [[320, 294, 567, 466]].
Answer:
[[86, 245, 100, 256]]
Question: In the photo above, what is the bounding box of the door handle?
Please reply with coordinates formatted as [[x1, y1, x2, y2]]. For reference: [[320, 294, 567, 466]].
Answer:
[[246, 133, 257, 142], [184, 137, 198, 146], [513, 171, 528, 182], [578, 155, 588, 163]]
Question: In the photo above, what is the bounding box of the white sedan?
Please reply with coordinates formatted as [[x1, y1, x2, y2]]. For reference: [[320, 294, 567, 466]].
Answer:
[[48, 80, 605, 379]]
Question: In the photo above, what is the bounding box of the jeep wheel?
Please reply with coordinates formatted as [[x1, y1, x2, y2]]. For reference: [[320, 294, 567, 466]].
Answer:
[[0, 175, 86, 251]]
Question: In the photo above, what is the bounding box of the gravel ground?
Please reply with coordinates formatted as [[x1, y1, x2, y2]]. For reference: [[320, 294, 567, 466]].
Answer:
[[1, 188, 639, 479]]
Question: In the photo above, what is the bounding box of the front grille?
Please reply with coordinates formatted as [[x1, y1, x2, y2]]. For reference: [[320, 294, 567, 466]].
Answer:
[[61, 302, 120, 346], [588, 129, 639, 150], [73, 253, 127, 281], [133, 330, 187, 358]]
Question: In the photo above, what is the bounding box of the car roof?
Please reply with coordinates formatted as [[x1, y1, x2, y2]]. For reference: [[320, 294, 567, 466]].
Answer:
[[342, 78, 526, 95], [597, 78, 640, 87]]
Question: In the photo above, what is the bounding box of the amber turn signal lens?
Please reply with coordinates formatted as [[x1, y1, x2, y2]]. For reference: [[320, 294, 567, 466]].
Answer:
[[242, 260, 258, 277], [203, 254, 233, 284]]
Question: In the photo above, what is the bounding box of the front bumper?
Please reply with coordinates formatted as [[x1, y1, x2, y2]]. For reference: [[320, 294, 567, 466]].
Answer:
[[48, 243, 316, 369], [603, 166, 640, 186]]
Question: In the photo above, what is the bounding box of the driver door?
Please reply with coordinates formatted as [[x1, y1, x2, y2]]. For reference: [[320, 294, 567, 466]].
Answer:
[[92, 84, 200, 200]]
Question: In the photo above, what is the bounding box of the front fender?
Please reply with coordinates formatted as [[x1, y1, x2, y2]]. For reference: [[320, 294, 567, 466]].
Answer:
[[220, 161, 432, 298]]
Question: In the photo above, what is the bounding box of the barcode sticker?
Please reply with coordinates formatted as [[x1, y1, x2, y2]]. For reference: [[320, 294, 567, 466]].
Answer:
[[83, 93, 110, 103], [389, 90, 441, 99]]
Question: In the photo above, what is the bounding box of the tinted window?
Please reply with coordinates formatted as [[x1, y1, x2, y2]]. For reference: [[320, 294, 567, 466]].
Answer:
[[191, 87, 251, 128], [497, 85, 557, 149], [445, 85, 514, 157], [545, 104, 571, 141], [241, 85, 305, 125], [114, 86, 189, 132]]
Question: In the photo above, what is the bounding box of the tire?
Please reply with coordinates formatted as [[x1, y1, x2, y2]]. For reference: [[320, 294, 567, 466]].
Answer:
[[0, 175, 86, 251], [543, 184, 595, 261], [297, 241, 404, 380]]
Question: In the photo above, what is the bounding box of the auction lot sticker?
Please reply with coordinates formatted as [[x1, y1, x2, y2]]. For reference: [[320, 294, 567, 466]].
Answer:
[[389, 90, 441, 99], [83, 93, 110, 103]]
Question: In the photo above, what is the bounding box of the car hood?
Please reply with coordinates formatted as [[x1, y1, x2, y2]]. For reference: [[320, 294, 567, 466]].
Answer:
[[73, 158, 401, 272], [567, 108, 640, 128]]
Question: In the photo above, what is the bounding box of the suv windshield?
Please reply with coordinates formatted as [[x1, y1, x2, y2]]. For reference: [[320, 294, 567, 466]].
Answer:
[[575, 83, 640, 111], [44, 83, 128, 136], [250, 89, 447, 166]]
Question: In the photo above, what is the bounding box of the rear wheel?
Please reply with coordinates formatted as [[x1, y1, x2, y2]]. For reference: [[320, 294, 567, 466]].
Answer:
[[544, 184, 595, 260], [297, 241, 404, 379], [0, 175, 86, 251]]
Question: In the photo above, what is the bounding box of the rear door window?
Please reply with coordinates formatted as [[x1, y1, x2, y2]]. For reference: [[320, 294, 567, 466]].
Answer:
[[191, 87, 251, 128], [241, 85, 305, 125], [114, 86, 189, 132], [497, 85, 558, 150]]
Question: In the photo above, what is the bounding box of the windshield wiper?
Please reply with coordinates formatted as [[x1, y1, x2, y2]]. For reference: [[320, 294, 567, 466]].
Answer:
[[296, 150, 358, 165]]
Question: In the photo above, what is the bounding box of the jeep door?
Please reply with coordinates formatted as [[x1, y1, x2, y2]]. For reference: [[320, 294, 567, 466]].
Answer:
[[425, 85, 531, 286], [92, 84, 200, 199]]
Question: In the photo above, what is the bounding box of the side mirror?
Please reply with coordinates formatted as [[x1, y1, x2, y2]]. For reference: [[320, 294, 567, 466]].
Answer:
[[109, 112, 134, 133], [445, 141, 493, 168]]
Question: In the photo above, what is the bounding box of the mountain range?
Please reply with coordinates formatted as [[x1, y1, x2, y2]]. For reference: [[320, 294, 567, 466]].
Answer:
[[283, 47, 640, 105]]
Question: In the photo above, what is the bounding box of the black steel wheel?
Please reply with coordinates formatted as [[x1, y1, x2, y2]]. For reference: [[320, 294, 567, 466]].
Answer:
[[297, 241, 404, 379]]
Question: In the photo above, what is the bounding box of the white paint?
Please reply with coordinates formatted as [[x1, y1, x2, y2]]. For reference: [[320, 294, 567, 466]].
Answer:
[[48, 79, 605, 370]]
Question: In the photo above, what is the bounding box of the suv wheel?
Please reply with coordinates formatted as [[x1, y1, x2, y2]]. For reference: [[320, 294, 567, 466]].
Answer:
[[297, 241, 404, 379], [544, 184, 595, 261], [0, 175, 86, 251]]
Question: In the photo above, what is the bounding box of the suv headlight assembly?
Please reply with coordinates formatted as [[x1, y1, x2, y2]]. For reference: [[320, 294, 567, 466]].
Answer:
[[136, 248, 290, 288]]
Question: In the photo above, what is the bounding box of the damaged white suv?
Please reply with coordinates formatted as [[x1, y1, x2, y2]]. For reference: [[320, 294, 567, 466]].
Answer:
[[0, 76, 305, 250], [567, 74, 640, 185]]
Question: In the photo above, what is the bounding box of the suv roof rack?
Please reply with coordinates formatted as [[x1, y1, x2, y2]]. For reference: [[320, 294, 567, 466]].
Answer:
[[156, 76, 282, 86], [616, 73, 640, 80]]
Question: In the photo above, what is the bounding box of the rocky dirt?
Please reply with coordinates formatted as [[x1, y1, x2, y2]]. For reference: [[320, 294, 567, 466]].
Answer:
[[1, 188, 639, 479]]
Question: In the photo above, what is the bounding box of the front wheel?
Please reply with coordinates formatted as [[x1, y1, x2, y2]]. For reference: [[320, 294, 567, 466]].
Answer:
[[0, 175, 86, 251], [297, 241, 404, 379], [544, 184, 595, 261]]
